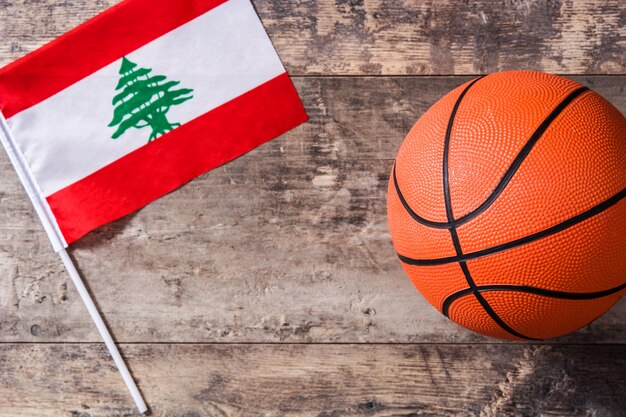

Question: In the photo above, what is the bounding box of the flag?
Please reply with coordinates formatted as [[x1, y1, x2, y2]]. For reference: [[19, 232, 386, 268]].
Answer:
[[0, 0, 308, 250]]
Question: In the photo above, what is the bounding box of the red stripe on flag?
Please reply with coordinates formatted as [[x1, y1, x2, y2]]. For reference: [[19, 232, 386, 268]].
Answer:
[[0, 0, 229, 119], [46, 73, 307, 245]]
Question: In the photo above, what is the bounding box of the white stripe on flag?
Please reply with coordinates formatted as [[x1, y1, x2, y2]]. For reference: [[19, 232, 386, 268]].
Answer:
[[7, 0, 285, 197]]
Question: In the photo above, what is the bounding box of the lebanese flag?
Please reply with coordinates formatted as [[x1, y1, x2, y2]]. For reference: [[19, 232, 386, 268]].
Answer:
[[0, 0, 307, 250]]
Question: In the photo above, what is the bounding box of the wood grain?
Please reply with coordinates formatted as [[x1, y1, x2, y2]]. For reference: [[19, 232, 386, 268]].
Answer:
[[1, 343, 625, 417], [1, 1, 625, 414], [1, 76, 624, 344], [0, 0, 624, 75]]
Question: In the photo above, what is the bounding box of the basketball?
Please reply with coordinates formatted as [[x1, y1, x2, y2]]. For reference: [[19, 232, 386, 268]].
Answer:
[[387, 71, 626, 340]]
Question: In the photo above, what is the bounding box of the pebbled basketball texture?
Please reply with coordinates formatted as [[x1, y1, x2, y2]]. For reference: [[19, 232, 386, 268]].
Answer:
[[387, 70, 626, 340]]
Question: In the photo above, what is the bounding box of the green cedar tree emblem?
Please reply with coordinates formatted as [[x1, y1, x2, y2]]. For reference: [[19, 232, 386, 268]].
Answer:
[[109, 57, 194, 142]]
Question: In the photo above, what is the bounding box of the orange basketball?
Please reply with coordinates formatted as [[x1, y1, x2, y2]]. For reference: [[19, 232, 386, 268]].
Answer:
[[387, 71, 626, 340]]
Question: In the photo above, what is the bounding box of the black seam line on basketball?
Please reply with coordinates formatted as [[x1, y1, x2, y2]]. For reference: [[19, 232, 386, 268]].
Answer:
[[392, 163, 449, 228], [451, 86, 590, 226], [446, 271, 541, 341], [397, 187, 626, 267], [392, 75, 486, 229], [442, 78, 485, 224], [392, 86, 590, 230], [449, 216, 539, 340], [441, 75, 536, 341], [441, 282, 626, 318]]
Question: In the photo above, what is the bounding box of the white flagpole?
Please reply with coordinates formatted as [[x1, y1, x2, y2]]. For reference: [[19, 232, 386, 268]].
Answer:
[[58, 250, 148, 414], [0, 112, 148, 414]]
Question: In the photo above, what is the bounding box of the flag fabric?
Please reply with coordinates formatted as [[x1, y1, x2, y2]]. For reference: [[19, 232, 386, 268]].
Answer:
[[0, 0, 307, 250]]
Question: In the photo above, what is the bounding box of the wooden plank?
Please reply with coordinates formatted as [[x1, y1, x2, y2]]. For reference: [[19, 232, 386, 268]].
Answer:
[[1, 1, 624, 75], [1, 76, 624, 343], [1, 343, 625, 417]]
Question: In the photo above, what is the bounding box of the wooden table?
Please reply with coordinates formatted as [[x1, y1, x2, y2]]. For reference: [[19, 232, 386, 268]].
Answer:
[[1, 1, 625, 416]]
